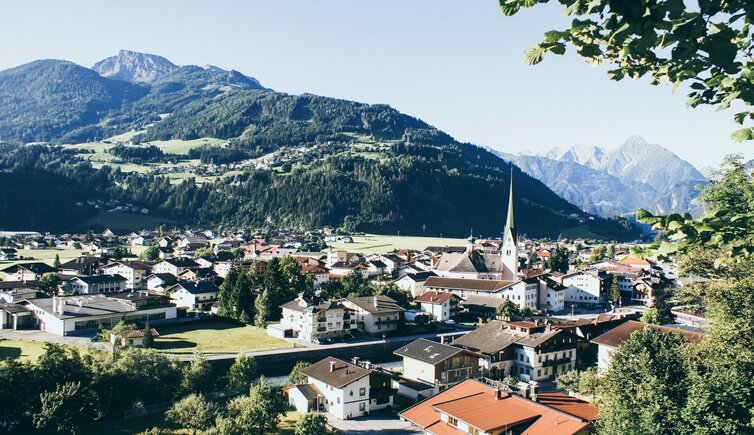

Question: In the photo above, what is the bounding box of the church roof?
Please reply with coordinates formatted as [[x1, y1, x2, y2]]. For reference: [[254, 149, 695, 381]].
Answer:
[[434, 250, 504, 274]]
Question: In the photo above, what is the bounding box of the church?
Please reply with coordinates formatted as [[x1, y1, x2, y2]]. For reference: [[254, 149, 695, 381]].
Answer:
[[432, 171, 519, 281]]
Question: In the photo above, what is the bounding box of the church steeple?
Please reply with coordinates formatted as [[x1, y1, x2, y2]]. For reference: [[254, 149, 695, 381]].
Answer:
[[504, 167, 516, 240], [501, 167, 518, 281]]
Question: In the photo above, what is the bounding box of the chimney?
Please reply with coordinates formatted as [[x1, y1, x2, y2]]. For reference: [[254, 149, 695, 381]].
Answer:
[[329, 361, 336, 372], [496, 387, 506, 400], [52, 296, 58, 313], [373, 295, 379, 305]]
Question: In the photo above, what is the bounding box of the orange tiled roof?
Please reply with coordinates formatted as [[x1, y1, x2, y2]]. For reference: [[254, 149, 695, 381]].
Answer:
[[416, 290, 456, 305], [400, 379, 593, 435]]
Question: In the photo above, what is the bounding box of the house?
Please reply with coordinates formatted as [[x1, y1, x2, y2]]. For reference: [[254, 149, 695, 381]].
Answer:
[[0, 281, 43, 302], [100, 260, 152, 289], [393, 271, 436, 297], [452, 320, 579, 382], [152, 258, 200, 277], [0, 292, 177, 336], [558, 270, 608, 309], [82, 241, 115, 257], [271, 294, 357, 342], [110, 327, 159, 347], [130, 235, 154, 246], [157, 236, 175, 248], [394, 338, 481, 391], [178, 267, 216, 282], [424, 276, 539, 310], [591, 320, 703, 372], [0, 248, 17, 261], [1, 262, 57, 281], [341, 295, 405, 336], [157, 247, 175, 259], [416, 291, 461, 322], [177, 235, 209, 251], [301, 264, 330, 289], [146, 273, 178, 292], [58, 256, 107, 277], [165, 281, 219, 311], [68, 275, 127, 295], [288, 357, 394, 419], [400, 378, 598, 435]]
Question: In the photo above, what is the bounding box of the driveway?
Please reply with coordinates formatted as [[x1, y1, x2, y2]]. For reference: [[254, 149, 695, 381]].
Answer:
[[327, 414, 423, 435], [0, 329, 109, 350]]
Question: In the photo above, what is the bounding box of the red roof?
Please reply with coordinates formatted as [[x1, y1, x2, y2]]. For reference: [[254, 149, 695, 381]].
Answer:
[[301, 264, 328, 274], [400, 379, 594, 435], [416, 291, 456, 305]]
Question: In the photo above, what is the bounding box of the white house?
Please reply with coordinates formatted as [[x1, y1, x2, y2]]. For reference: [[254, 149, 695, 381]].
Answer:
[[1, 262, 56, 282], [273, 294, 357, 343], [416, 291, 461, 322], [288, 357, 394, 420], [341, 295, 405, 336], [165, 281, 219, 311], [152, 258, 200, 277], [559, 270, 607, 309], [68, 275, 127, 295], [393, 271, 436, 297], [100, 260, 152, 290]]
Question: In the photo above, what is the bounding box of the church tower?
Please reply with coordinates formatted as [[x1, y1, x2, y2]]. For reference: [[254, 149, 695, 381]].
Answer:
[[501, 168, 518, 281]]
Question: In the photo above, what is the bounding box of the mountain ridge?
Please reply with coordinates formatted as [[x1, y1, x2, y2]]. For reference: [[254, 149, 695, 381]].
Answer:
[[0, 54, 639, 240], [493, 137, 706, 217]]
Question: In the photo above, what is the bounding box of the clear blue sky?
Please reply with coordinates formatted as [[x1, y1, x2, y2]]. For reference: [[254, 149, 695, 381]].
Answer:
[[0, 0, 748, 167]]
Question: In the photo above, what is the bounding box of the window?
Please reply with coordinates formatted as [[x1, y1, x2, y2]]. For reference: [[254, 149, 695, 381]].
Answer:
[[448, 416, 458, 427], [337, 397, 341, 403], [359, 403, 366, 412], [359, 387, 366, 396]]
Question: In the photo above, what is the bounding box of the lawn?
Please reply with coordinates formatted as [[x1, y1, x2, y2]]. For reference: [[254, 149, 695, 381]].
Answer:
[[327, 233, 468, 254], [152, 321, 292, 355], [148, 137, 226, 155], [0, 246, 82, 269], [0, 339, 47, 362]]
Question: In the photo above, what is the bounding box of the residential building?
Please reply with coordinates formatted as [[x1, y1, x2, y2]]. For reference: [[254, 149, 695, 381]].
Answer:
[[416, 291, 461, 322], [100, 260, 152, 289], [145, 273, 178, 292], [151, 258, 200, 277], [58, 256, 107, 277], [68, 275, 127, 295], [0, 248, 18, 261], [452, 320, 579, 382], [1, 262, 57, 281], [165, 281, 219, 311], [301, 264, 330, 289], [272, 294, 357, 342], [341, 295, 405, 336], [393, 271, 436, 297], [394, 338, 481, 390], [558, 270, 608, 309], [289, 357, 394, 419], [400, 378, 597, 435]]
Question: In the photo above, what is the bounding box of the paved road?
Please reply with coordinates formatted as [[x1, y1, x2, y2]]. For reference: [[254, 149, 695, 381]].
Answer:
[[0, 329, 110, 351], [327, 414, 422, 435]]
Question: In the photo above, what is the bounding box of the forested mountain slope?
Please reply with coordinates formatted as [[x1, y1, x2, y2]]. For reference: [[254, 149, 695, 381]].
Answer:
[[0, 54, 639, 239]]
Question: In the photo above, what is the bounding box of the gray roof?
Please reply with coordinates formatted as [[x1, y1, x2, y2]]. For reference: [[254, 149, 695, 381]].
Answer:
[[295, 383, 324, 400], [27, 295, 137, 319], [345, 295, 405, 314], [168, 281, 219, 295], [300, 357, 371, 389], [452, 321, 521, 355], [1, 262, 56, 274], [280, 295, 346, 313], [434, 251, 504, 274], [394, 338, 464, 364], [425, 277, 516, 292]]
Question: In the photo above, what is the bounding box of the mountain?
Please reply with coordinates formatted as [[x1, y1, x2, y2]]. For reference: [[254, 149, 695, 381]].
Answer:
[[0, 55, 639, 240], [497, 137, 707, 217], [0, 60, 147, 143], [92, 49, 178, 82]]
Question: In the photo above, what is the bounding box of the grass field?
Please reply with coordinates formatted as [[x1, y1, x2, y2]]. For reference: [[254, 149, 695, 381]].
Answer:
[[327, 233, 468, 254], [147, 137, 226, 155], [0, 339, 47, 362], [152, 321, 292, 355], [0, 246, 82, 270]]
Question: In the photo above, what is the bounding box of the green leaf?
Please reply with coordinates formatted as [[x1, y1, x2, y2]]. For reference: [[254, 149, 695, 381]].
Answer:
[[523, 46, 546, 65], [730, 127, 754, 142], [499, 0, 521, 16]]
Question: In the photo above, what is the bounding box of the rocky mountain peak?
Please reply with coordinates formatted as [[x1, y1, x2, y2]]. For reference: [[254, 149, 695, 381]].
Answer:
[[91, 50, 178, 83]]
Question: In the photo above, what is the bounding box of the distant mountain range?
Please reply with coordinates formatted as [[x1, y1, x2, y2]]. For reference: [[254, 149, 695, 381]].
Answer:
[[0, 50, 639, 240], [493, 136, 707, 217]]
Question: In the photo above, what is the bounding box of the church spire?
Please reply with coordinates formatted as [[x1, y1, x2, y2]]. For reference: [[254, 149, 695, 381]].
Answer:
[[505, 166, 515, 235]]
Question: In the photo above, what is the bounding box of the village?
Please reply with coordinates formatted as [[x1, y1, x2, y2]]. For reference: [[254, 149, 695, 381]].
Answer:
[[0, 179, 704, 435]]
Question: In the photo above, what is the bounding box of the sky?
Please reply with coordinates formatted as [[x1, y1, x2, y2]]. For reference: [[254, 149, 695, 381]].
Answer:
[[0, 0, 749, 168]]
